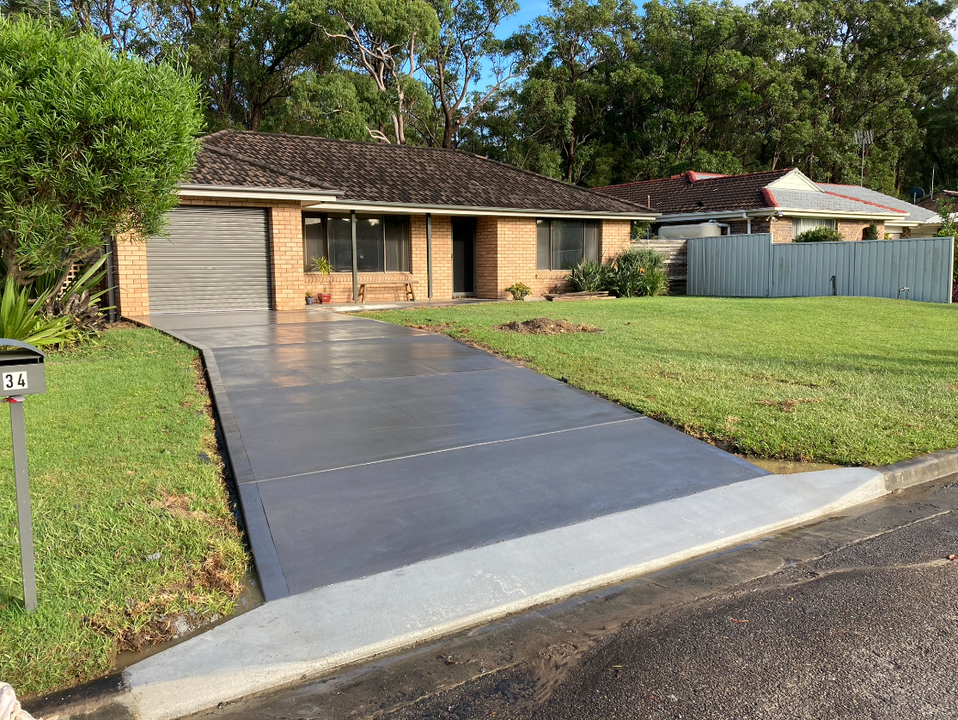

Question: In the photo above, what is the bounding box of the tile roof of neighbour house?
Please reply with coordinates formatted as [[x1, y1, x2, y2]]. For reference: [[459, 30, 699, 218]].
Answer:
[[594, 169, 794, 213], [594, 169, 930, 224], [186, 130, 653, 216]]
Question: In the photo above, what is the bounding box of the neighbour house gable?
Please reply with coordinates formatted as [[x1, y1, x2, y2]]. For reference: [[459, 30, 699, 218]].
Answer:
[[188, 130, 653, 217]]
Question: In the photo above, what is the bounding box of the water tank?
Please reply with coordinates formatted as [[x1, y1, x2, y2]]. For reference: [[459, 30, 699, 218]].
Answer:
[[658, 223, 723, 240]]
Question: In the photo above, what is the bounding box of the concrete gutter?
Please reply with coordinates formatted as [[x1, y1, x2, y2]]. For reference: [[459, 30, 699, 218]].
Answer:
[[26, 451, 958, 720]]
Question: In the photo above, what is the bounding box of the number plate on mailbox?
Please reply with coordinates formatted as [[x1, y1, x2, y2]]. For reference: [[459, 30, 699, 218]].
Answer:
[[3, 371, 27, 391]]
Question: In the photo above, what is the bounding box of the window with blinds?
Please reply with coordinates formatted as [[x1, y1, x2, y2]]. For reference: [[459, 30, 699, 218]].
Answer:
[[536, 219, 600, 270], [793, 218, 837, 235]]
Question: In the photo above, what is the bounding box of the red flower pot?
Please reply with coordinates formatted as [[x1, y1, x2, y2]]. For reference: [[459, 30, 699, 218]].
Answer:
[[319, 293, 332, 304]]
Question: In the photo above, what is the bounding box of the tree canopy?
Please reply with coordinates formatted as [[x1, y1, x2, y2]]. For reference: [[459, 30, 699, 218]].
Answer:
[[5, 0, 957, 195]]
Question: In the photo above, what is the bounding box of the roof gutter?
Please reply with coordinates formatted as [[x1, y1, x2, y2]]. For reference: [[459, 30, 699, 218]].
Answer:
[[303, 199, 658, 221]]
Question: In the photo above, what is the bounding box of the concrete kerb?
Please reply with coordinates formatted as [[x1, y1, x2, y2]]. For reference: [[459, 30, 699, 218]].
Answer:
[[24, 439, 958, 720]]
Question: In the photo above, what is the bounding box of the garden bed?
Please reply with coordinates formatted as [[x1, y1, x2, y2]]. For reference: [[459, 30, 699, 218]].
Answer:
[[0, 329, 247, 698], [370, 296, 958, 467]]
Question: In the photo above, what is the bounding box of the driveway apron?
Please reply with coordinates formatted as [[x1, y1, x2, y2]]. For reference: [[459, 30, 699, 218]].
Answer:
[[144, 310, 766, 600]]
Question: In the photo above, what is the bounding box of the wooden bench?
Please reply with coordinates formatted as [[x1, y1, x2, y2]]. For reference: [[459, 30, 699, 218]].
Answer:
[[357, 280, 418, 303]]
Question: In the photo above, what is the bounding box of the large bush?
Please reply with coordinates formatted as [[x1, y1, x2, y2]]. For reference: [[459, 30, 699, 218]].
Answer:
[[0, 17, 203, 282], [568, 249, 669, 298], [794, 227, 844, 243]]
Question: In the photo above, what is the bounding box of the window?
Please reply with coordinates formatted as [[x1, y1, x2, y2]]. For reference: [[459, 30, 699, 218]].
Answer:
[[304, 213, 411, 273], [536, 219, 599, 270], [793, 218, 837, 236]]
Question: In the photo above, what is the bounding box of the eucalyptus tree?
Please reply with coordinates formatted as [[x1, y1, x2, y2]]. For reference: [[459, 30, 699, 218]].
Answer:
[[418, 0, 533, 148], [294, 0, 439, 143]]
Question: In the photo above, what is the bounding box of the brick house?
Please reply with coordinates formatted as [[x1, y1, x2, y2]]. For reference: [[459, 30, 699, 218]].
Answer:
[[115, 131, 655, 315], [593, 169, 938, 243]]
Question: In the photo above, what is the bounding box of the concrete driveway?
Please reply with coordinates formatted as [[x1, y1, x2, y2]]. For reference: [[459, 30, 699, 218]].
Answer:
[[144, 310, 766, 600]]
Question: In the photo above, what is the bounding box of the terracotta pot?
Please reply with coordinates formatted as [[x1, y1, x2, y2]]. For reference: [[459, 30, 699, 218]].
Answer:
[[319, 293, 332, 304]]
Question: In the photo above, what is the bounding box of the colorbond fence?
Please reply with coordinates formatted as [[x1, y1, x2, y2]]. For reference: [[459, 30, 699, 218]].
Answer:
[[687, 234, 954, 303]]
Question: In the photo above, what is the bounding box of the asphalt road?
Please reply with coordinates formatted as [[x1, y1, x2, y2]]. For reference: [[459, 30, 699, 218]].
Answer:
[[194, 480, 958, 720]]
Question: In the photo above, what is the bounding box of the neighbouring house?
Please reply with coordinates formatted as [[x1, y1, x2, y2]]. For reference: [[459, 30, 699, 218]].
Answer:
[[919, 189, 958, 216], [594, 168, 939, 242], [592, 169, 939, 292], [113, 131, 655, 315]]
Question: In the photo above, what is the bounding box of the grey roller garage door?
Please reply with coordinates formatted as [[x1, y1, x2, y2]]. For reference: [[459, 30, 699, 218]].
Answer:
[[147, 206, 272, 313]]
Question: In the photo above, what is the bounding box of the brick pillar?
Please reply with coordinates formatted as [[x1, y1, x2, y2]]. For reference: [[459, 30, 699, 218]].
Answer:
[[270, 204, 305, 311], [411, 215, 453, 300], [115, 233, 149, 317]]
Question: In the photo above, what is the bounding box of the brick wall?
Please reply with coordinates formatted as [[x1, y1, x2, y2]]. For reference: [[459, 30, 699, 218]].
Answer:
[[601, 220, 632, 260], [770, 217, 794, 243], [838, 221, 884, 242], [114, 233, 149, 316], [476, 217, 634, 299]]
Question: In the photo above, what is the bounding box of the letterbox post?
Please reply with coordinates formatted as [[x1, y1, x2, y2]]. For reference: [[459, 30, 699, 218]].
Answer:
[[9, 396, 35, 612], [0, 340, 46, 612]]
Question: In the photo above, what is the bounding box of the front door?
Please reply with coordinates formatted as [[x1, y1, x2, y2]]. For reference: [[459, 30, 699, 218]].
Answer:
[[452, 218, 476, 296]]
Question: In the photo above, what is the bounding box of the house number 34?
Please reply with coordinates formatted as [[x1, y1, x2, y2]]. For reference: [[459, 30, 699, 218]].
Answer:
[[3, 372, 28, 392]]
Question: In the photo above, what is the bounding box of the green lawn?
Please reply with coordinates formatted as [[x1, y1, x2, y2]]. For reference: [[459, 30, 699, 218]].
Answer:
[[0, 329, 247, 699], [370, 297, 958, 467]]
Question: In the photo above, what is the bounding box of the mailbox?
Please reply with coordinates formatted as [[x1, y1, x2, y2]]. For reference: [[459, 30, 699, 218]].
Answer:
[[0, 339, 44, 612], [0, 340, 45, 397]]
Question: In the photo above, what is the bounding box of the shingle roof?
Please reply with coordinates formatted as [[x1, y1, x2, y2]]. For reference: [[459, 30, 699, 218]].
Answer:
[[594, 170, 793, 213], [189, 130, 651, 215]]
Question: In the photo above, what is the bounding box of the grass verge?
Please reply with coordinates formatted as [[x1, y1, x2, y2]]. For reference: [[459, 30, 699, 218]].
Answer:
[[369, 296, 958, 466], [0, 328, 247, 698]]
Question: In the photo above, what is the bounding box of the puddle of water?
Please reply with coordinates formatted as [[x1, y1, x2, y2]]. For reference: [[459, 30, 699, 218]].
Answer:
[[113, 573, 264, 671], [742, 457, 845, 475]]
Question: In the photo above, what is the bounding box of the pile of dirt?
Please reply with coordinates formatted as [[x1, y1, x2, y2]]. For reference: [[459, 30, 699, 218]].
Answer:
[[497, 318, 600, 336]]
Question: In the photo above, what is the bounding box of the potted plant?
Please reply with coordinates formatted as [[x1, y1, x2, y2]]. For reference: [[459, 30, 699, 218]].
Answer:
[[505, 282, 532, 301], [310, 256, 334, 303], [305, 291, 315, 306]]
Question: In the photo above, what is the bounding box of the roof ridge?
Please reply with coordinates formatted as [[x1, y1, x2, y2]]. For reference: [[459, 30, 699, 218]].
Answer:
[[206, 130, 654, 213], [200, 143, 339, 192], [593, 176, 687, 191]]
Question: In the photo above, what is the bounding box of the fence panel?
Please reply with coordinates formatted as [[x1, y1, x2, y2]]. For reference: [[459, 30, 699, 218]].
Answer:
[[687, 234, 953, 303], [686, 234, 771, 297], [770, 241, 856, 297]]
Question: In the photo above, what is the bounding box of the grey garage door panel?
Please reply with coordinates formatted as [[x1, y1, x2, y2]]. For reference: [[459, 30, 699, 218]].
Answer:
[[259, 418, 765, 594], [211, 335, 508, 391], [147, 207, 271, 313], [228, 366, 638, 480]]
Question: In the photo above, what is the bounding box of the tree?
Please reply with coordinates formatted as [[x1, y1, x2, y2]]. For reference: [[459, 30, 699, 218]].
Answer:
[[176, 0, 335, 131], [298, 0, 440, 143], [511, 0, 637, 183], [754, 0, 958, 192], [418, 0, 531, 148], [0, 16, 203, 281]]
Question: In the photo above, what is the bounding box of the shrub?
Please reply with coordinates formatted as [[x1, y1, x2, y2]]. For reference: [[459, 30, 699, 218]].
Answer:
[[505, 282, 531, 301], [0, 275, 80, 347], [863, 223, 879, 240], [607, 249, 669, 298], [568, 260, 610, 292], [794, 227, 844, 243]]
